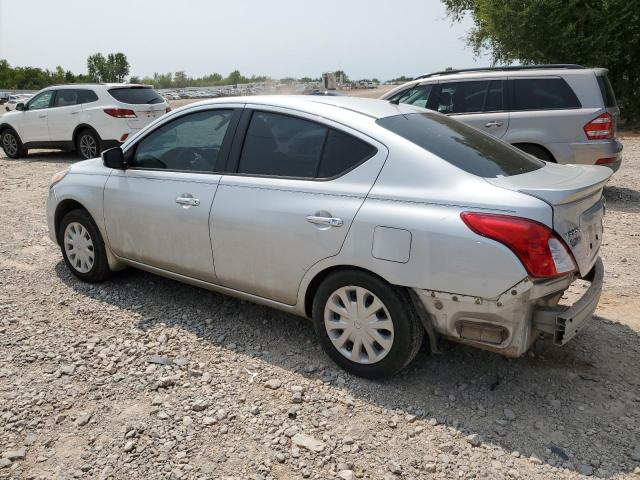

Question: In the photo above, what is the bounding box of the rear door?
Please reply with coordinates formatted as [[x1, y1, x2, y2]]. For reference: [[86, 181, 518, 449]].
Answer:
[[210, 107, 387, 305], [434, 79, 509, 138], [106, 86, 167, 130], [103, 106, 240, 282], [47, 89, 81, 141]]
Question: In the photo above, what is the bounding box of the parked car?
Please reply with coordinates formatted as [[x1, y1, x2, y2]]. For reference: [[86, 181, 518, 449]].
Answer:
[[381, 64, 623, 171], [1, 84, 170, 160], [47, 96, 609, 377], [4, 93, 33, 111]]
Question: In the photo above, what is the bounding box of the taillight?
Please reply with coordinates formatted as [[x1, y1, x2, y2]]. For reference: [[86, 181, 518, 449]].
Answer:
[[584, 112, 613, 140], [460, 212, 576, 278], [119, 133, 129, 142], [104, 108, 137, 118], [595, 157, 616, 165], [165, 106, 172, 113]]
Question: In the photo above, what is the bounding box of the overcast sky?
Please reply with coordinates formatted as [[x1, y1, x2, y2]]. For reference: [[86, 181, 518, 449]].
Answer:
[[0, 0, 488, 80]]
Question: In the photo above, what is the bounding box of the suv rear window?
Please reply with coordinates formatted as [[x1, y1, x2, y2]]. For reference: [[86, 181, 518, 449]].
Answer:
[[108, 87, 164, 104], [596, 74, 617, 107], [376, 112, 544, 178], [511, 78, 581, 110]]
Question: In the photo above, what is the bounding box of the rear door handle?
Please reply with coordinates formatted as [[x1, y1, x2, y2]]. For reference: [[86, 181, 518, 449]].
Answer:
[[484, 121, 503, 128], [175, 194, 200, 207], [306, 215, 343, 227], [71, 111, 80, 115], [38, 114, 47, 119]]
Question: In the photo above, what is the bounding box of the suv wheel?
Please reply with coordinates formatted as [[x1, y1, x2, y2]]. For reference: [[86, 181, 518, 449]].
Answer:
[[76, 129, 101, 160], [312, 270, 424, 378], [1, 129, 26, 159], [59, 209, 112, 282]]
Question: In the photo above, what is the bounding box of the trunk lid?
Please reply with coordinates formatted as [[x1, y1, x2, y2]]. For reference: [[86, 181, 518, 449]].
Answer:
[[486, 162, 612, 276]]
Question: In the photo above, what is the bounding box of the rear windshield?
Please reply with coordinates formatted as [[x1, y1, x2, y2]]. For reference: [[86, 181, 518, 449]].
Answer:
[[597, 74, 617, 107], [108, 87, 164, 104], [376, 112, 544, 178]]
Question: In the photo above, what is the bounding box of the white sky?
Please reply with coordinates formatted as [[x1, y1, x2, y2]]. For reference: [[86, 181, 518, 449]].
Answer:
[[0, 0, 488, 80]]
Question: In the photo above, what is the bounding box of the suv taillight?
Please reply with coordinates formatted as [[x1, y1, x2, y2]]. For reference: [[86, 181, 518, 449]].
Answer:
[[584, 112, 614, 140], [460, 212, 577, 279], [104, 108, 137, 118]]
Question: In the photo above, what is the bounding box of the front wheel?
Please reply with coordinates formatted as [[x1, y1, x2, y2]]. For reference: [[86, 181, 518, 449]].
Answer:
[[312, 270, 424, 378], [76, 129, 101, 160], [1, 129, 26, 159], [59, 209, 112, 282]]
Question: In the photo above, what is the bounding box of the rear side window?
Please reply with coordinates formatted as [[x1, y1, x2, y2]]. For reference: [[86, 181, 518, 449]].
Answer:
[[238, 111, 376, 179], [108, 87, 164, 105], [437, 81, 490, 114], [596, 74, 617, 107], [390, 84, 434, 109], [77, 89, 98, 104], [511, 78, 581, 110], [376, 112, 544, 178], [54, 90, 79, 107]]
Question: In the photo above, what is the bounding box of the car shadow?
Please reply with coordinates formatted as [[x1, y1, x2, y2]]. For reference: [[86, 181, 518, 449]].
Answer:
[[2, 150, 81, 165], [604, 185, 640, 213], [55, 261, 640, 478]]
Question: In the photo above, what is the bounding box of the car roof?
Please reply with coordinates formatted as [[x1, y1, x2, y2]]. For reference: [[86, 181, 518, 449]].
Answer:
[[411, 66, 603, 83], [44, 83, 151, 90], [188, 95, 425, 120]]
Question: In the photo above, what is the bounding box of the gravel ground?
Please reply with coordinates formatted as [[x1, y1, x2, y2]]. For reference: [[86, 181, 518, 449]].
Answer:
[[0, 136, 639, 480]]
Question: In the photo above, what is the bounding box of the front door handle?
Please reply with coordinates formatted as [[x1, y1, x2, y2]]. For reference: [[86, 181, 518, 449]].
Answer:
[[306, 215, 343, 227], [484, 121, 503, 128], [38, 114, 47, 119], [175, 194, 200, 207]]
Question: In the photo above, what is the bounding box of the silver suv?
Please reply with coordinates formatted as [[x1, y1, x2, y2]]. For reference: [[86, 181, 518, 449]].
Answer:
[[381, 64, 623, 171]]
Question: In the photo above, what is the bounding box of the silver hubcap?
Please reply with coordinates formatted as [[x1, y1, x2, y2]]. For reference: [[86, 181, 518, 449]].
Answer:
[[324, 286, 394, 364], [79, 134, 97, 158], [64, 222, 95, 273], [2, 133, 18, 156]]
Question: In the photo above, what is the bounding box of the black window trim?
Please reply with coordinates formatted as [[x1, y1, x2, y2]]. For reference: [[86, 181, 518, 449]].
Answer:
[[507, 76, 582, 112], [123, 107, 242, 175], [225, 108, 379, 182]]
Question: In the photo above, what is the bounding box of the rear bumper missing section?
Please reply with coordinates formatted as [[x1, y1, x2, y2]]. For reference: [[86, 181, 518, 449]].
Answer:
[[532, 257, 603, 345]]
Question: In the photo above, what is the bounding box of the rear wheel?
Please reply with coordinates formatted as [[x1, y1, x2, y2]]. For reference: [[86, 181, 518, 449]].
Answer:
[[312, 270, 424, 378], [513, 143, 555, 162], [76, 129, 101, 160], [59, 209, 112, 282], [1, 128, 26, 158]]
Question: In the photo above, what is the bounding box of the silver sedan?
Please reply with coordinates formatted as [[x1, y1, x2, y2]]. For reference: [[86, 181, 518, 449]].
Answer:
[[47, 96, 609, 377]]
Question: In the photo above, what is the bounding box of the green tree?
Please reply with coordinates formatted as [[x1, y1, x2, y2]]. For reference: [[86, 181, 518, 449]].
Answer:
[[227, 70, 243, 85], [334, 70, 349, 83], [86, 52, 130, 82], [87, 53, 107, 82], [442, 0, 640, 122], [174, 70, 188, 88]]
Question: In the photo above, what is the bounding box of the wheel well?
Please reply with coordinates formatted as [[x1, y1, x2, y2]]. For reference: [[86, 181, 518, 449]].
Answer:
[[512, 142, 556, 162], [303, 265, 391, 318], [54, 200, 87, 241], [72, 125, 100, 147], [0, 123, 16, 135]]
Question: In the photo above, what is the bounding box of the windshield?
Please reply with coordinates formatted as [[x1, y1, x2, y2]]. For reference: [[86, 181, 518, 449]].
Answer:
[[376, 112, 544, 178], [108, 86, 164, 104]]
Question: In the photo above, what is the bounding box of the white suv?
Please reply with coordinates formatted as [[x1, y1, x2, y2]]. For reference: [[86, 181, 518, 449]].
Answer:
[[0, 84, 169, 160], [382, 65, 623, 171]]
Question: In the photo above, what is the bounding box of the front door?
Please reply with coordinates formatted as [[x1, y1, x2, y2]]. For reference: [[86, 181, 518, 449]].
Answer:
[[210, 108, 388, 305], [103, 107, 238, 282], [18, 90, 54, 142], [48, 89, 81, 141]]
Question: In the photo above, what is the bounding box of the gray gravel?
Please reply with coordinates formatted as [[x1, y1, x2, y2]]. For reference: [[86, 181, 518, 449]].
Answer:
[[0, 137, 639, 479]]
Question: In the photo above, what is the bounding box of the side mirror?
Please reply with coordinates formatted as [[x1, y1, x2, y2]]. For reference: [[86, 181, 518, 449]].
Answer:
[[15, 103, 25, 111], [102, 147, 127, 169]]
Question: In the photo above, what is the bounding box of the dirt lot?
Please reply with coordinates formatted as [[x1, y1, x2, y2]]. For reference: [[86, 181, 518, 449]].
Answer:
[[0, 128, 639, 479]]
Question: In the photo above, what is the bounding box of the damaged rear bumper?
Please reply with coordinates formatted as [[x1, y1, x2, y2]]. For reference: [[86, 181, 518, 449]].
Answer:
[[532, 257, 603, 345]]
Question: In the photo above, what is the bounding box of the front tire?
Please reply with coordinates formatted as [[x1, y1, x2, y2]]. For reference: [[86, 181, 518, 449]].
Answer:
[[59, 209, 112, 282], [312, 270, 424, 378], [1, 128, 26, 159], [76, 129, 101, 160]]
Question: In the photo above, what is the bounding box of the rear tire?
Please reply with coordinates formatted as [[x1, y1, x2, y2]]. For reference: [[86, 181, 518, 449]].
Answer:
[[76, 129, 101, 160], [1, 128, 27, 159], [312, 270, 424, 378], [513, 143, 555, 162], [59, 209, 112, 282]]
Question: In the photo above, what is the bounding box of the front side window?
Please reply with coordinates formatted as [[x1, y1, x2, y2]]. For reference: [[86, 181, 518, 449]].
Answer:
[[54, 90, 79, 107], [237, 111, 377, 179], [131, 109, 233, 172], [511, 78, 581, 110], [27, 91, 54, 110], [390, 84, 434, 109]]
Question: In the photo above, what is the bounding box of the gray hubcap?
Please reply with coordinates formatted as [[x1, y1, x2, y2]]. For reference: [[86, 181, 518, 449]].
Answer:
[[2, 132, 18, 156], [324, 286, 395, 364], [64, 222, 95, 273], [79, 134, 97, 159]]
